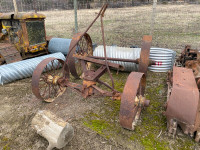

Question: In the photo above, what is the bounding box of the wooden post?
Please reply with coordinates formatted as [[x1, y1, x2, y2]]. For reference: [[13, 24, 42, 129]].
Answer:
[[74, 0, 78, 33], [13, 0, 18, 14], [150, 0, 157, 35]]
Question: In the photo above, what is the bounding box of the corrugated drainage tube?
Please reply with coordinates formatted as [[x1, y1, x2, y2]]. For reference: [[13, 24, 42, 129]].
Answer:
[[0, 52, 66, 85], [94, 46, 176, 72]]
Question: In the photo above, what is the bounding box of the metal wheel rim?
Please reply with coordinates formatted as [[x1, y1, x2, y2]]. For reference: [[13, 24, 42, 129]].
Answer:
[[119, 72, 146, 130], [32, 57, 66, 102], [67, 33, 93, 79]]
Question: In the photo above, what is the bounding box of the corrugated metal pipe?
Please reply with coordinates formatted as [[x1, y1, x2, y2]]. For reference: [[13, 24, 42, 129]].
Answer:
[[48, 38, 72, 55], [149, 48, 176, 72], [93, 45, 176, 72], [94, 46, 141, 72], [0, 52, 66, 85]]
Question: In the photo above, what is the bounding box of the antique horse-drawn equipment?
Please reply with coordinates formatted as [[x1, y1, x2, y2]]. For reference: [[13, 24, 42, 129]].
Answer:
[[31, 4, 153, 130]]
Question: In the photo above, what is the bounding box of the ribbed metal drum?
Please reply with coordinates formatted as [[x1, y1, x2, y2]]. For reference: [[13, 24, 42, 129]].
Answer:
[[48, 38, 72, 55], [149, 48, 176, 72], [94, 46, 176, 72], [0, 52, 66, 85]]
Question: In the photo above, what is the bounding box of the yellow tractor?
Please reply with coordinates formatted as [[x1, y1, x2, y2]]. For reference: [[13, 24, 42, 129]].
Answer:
[[0, 12, 48, 65]]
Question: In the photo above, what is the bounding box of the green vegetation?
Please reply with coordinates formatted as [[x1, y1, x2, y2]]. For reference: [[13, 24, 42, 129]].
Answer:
[[82, 71, 198, 149], [1, 137, 11, 150]]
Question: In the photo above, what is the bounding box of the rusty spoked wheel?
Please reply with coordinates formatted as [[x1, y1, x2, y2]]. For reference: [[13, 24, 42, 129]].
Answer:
[[32, 57, 66, 103], [119, 72, 149, 130], [67, 33, 93, 79]]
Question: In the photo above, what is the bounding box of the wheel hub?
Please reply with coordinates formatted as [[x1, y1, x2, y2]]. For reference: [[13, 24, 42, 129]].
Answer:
[[47, 75, 61, 85]]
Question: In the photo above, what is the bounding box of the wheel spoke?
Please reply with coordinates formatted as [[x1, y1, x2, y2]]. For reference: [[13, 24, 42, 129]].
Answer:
[[52, 60, 56, 75], [48, 84, 51, 99], [42, 84, 48, 97], [52, 85, 57, 96]]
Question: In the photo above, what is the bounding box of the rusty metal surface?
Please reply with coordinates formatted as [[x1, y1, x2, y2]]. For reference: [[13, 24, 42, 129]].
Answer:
[[66, 4, 108, 79], [167, 45, 200, 141], [100, 4, 114, 90], [32, 57, 67, 102], [83, 66, 107, 81], [119, 72, 148, 130], [66, 33, 93, 78], [0, 43, 22, 64], [185, 60, 200, 78], [31, 3, 150, 132], [14, 12, 46, 19], [89, 56, 156, 66], [165, 66, 200, 138], [176, 45, 199, 67], [0, 12, 45, 20], [0, 13, 13, 19], [89, 55, 139, 63], [0, 11, 47, 65], [74, 54, 124, 70], [166, 66, 199, 124], [138, 35, 152, 75], [176, 45, 200, 78], [0, 57, 5, 64]]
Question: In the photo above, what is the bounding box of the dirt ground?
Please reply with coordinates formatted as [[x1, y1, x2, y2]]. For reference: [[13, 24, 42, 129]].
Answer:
[[0, 4, 200, 150], [0, 70, 200, 150], [0, 76, 125, 150]]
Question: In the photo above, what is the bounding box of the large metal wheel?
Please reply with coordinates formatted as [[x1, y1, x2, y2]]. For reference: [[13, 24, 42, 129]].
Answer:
[[67, 33, 93, 79], [119, 72, 149, 130], [32, 57, 67, 102]]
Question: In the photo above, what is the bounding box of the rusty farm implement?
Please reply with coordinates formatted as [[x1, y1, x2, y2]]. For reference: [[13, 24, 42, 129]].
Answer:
[[31, 4, 153, 130], [165, 45, 200, 141]]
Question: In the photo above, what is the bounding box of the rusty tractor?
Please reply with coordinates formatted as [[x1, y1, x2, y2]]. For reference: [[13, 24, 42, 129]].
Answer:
[[0, 0, 48, 65], [0, 13, 48, 64], [0, 12, 49, 65], [165, 45, 200, 141], [31, 4, 154, 130]]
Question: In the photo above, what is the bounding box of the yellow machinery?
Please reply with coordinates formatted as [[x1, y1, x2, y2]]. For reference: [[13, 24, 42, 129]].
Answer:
[[0, 12, 48, 65]]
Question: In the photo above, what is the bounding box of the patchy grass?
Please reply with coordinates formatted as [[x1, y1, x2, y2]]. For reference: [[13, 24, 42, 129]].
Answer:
[[41, 4, 200, 51], [1, 137, 11, 150], [82, 71, 199, 149], [1, 4, 200, 150]]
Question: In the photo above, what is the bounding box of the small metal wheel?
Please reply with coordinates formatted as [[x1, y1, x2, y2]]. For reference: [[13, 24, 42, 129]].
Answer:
[[119, 72, 149, 130], [32, 57, 66, 102], [67, 33, 93, 79]]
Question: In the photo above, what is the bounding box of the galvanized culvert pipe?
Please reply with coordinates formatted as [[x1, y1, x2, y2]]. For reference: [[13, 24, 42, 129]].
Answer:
[[48, 38, 72, 55], [149, 48, 176, 72], [93, 45, 176, 72], [0, 52, 66, 85]]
